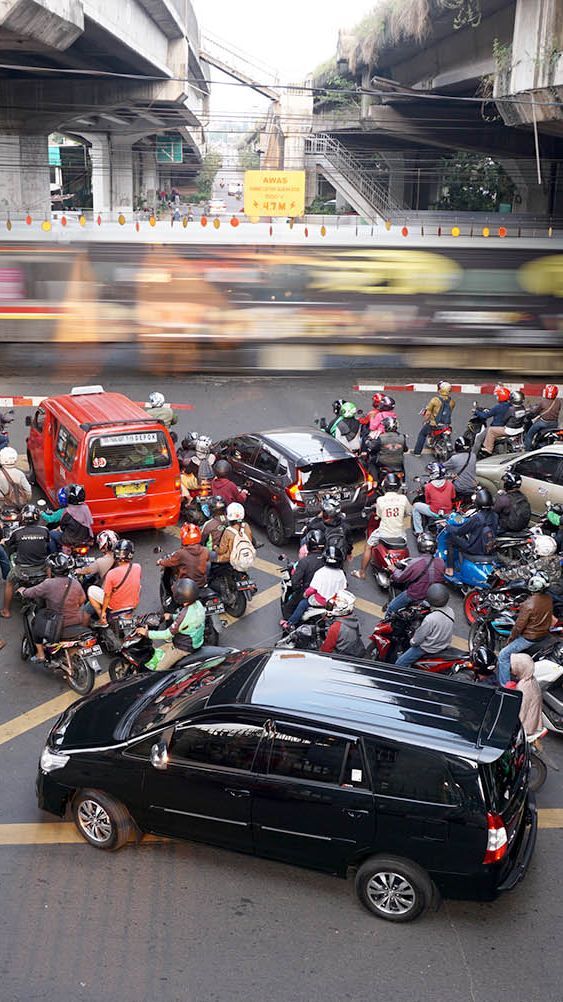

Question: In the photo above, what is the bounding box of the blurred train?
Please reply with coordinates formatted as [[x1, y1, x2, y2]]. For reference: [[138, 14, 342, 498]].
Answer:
[[0, 241, 562, 374]]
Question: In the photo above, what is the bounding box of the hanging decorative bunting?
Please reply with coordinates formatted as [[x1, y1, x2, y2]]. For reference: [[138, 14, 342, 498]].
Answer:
[[79, 215, 86, 227], [320, 225, 326, 237], [230, 216, 239, 227], [118, 214, 126, 226], [384, 220, 392, 231], [135, 221, 140, 232], [61, 215, 67, 227], [149, 215, 156, 227], [25, 214, 32, 225], [96, 214, 102, 226], [182, 216, 188, 228], [401, 226, 409, 237], [6, 219, 11, 231], [482, 226, 490, 237], [201, 215, 208, 227], [498, 226, 507, 238], [451, 226, 460, 237], [41, 220, 51, 232], [213, 217, 220, 229]]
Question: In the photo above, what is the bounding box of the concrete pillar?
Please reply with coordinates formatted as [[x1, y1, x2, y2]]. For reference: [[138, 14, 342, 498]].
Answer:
[[305, 168, 318, 207], [111, 140, 133, 213], [360, 68, 371, 119], [0, 133, 51, 218], [388, 152, 405, 207], [141, 150, 158, 207], [87, 134, 111, 216], [85, 134, 134, 217]]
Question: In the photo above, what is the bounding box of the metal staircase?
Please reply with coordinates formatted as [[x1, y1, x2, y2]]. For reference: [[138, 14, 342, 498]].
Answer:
[[200, 32, 280, 101], [305, 134, 401, 220]]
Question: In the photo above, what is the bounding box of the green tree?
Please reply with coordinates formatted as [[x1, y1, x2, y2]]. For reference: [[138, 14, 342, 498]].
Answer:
[[238, 147, 260, 170], [196, 150, 223, 199], [434, 152, 515, 211]]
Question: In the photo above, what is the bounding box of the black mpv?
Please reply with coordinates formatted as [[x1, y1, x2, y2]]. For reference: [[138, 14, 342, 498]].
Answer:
[[37, 649, 537, 922]]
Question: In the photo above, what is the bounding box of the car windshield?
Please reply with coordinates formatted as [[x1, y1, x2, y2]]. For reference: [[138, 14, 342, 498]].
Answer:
[[88, 431, 171, 474], [299, 459, 362, 490]]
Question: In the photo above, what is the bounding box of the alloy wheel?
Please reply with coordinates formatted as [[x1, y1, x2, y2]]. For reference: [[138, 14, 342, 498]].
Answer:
[[365, 871, 416, 916], [77, 800, 113, 845]]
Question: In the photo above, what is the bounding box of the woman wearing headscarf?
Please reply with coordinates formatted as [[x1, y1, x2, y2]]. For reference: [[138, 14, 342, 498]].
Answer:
[[510, 653, 543, 735]]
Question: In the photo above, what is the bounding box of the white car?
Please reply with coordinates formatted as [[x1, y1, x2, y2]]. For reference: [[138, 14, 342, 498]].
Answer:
[[476, 443, 563, 516]]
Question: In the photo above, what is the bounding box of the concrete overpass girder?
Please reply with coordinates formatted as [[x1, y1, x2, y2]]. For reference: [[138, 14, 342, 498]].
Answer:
[[0, 0, 84, 50]]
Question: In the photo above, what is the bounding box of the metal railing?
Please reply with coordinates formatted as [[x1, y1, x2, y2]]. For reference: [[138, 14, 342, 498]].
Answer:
[[306, 134, 400, 219], [200, 30, 279, 89]]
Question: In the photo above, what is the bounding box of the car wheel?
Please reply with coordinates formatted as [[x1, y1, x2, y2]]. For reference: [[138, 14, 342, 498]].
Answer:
[[265, 507, 287, 546], [73, 789, 135, 851], [355, 855, 433, 922]]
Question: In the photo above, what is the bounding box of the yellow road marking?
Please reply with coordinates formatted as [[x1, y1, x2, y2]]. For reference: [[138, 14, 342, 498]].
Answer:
[[538, 809, 563, 829], [0, 676, 106, 748]]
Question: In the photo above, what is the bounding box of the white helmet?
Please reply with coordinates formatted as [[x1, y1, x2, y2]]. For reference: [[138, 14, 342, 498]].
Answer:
[[528, 572, 550, 593], [534, 535, 557, 558], [97, 529, 119, 552], [148, 391, 165, 408], [226, 502, 245, 523], [328, 590, 356, 616], [437, 380, 452, 393], [0, 446, 18, 467], [195, 435, 213, 457]]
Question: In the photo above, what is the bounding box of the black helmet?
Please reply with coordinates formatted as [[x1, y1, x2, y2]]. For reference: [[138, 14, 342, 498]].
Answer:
[[305, 528, 324, 552], [426, 462, 446, 480], [426, 583, 450, 607], [382, 473, 401, 492], [475, 487, 493, 509], [213, 459, 232, 478], [114, 539, 135, 561], [207, 494, 226, 515], [172, 577, 200, 605], [417, 532, 437, 554], [332, 398, 345, 416], [324, 544, 344, 568], [510, 390, 525, 404], [454, 435, 470, 453], [20, 503, 40, 524], [378, 395, 395, 411], [501, 469, 522, 491], [471, 645, 496, 675], [382, 416, 398, 433], [321, 497, 341, 521], [67, 483, 86, 505], [47, 552, 75, 576]]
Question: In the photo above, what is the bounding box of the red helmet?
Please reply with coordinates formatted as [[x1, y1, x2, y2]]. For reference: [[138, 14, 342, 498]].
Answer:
[[494, 385, 510, 402], [371, 392, 383, 408], [543, 384, 559, 399], [180, 522, 202, 545]]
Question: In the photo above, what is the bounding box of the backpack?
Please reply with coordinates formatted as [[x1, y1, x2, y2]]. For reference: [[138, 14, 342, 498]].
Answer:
[[226, 525, 256, 571], [435, 396, 452, 426], [503, 491, 531, 533], [505, 404, 526, 430], [0, 467, 28, 507], [481, 520, 497, 555]]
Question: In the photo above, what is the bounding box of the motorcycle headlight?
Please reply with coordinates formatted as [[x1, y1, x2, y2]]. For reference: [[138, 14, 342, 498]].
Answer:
[[40, 747, 70, 773]]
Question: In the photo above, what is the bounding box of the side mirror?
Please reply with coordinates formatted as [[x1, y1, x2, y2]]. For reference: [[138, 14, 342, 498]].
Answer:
[[150, 740, 169, 770], [25, 416, 31, 427]]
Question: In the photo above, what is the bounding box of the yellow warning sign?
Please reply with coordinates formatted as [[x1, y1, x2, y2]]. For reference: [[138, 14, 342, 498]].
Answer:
[[244, 170, 305, 217]]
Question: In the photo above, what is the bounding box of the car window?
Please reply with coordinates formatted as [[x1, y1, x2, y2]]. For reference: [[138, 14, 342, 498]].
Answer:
[[513, 454, 562, 484], [170, 721, 264, 771], [33, 407, 45, 433], [88, 431, 171, 474], [299, 459, 363, 490], [55, 423, 78, 471], [254, 446, 281, 476], [268, 725, 347, 784], [364, 739, 458, 805], [231, 436, 260, 465]]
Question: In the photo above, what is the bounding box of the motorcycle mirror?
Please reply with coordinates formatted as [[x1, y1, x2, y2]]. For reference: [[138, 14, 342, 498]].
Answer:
[[153, 546, 163, 554]]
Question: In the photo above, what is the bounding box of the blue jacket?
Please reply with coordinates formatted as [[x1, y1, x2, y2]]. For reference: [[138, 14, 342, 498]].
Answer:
[[475, 401, 511, 427], [448, 510, 499, 555]]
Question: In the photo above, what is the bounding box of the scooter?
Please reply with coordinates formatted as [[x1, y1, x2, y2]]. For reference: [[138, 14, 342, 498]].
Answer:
[[436, 513, 534, 594], [426, 424, 453, 462], [465, 404, 524, 455], [361, 504, 409, 590], [108, 613, 236, 682], [276, 614, 328, 651], [159, 566, 226, 642], [20, 599, 103, 694], [366, 603, 480, 678]]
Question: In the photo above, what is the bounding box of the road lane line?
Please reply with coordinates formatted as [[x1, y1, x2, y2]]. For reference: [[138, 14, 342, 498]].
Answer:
[[538, 809, 563, 829], [0, 677, 106, 748]]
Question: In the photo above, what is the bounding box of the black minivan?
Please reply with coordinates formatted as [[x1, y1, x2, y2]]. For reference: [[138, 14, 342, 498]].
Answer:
[[37, 650, 537, 922]]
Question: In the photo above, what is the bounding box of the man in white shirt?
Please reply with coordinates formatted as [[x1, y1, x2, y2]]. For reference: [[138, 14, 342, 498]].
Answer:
[[281, 545, 347, 628], [352, 473, 411, 580]]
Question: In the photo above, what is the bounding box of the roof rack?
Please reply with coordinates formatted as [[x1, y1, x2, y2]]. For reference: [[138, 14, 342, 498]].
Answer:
[[79, 418, 159, 432]]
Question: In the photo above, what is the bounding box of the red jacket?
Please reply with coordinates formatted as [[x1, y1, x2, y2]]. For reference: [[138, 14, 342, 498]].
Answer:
[[424, 480, 455, 514], [211, 477, 248, 505]]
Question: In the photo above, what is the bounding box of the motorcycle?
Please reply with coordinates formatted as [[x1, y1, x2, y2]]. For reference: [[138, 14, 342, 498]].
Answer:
[[465, 403, 524, 455], [361, 503, 409, 589], [276, 614, 328, 651], [426, 424, 453, 462], [208, 562, 257, 618], [463, 576, 528, 625], [159, 566, 226, 643], [108, 613, 235, 682], [468, 604, 563, 659], [0, 505, 20, 537], [366, 603, 480, 678], [20, 599, 102, 694], [522, 413, 563, 450], [435, 512, 534, 595]]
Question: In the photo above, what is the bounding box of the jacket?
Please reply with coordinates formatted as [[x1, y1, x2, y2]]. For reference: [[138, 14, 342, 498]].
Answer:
[[160, 545, 210, 587], [304, 515, 354, 557], [448, 510, 498, 555], [444, 453, 477, 495], [528, 398, 561, 423], [411, 605, 455, 653], [424, 393, 454, 427], [211, 477, 247, 506], [217, 522, 253, 564], [424, 480, 456, 514], [320, 615, 365, 656], [509, 593, 553, 641], [291, 552, 324, 598], [475, 401, 511, 427], [149, 601, 205, 652], [370, 432, 407, 470], [392, 555, 446, 600]]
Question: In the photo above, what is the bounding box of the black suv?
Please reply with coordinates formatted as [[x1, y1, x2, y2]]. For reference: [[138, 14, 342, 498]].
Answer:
[[213, 428, 373, 544], [37, 649, 537, 922]]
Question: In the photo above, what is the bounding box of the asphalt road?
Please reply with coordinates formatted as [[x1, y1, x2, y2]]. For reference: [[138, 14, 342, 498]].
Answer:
[[1, 372, 562, 1002]]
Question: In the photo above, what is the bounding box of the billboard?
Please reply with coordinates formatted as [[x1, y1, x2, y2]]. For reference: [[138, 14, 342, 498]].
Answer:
[[244, 170, 305, 217]]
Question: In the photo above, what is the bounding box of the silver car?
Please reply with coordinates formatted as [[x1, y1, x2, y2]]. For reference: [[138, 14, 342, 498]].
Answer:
[[476, 444, 563, 517]]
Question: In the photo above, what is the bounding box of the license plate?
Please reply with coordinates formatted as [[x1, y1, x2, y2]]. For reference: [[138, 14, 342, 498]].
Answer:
[[115, 482, 147, 498], [89, 645, 102, 655], [208, 600, 225, 613]]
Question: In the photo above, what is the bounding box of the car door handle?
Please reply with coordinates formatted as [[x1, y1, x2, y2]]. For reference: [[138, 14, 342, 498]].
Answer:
[[225, 788, 250, 798], [342, 809, 369, 819]]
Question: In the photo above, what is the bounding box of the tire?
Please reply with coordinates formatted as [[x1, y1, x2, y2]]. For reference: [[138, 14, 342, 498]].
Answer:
[[223, 589, 246, 618], [355, 855, 433, 922], [265, 507, 287, 546], [468, 619, 495, 653], [108, 657, 134, 683], [68, 656, 95, 695], [72, 789, 135, 851], [21, 635, 33, 662], [26, 452, 36, 486], [529, 753, 547, 793], [204, 620, 219, 645], [464, 589, 482, 625]]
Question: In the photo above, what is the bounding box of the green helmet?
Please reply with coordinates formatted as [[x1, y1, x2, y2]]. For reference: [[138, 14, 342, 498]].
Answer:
[[340, 401, 357, 418]]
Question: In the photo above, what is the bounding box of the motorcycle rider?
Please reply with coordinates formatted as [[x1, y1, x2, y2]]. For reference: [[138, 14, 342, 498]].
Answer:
[[38, 487, 70, 531], [49, 484, 94, 552], [395, 582, 455, 668], [157, 523, 211, 589], [144, 391, 176, 428], [191, 436, 216, 483], [386, 532, 446, 617], [443, 435, 477, 500], [323, 400, 361, 452], [304, 498, 354, 558], [500, 534, 561, 588], [493, 469, 531, 533], [445, 487, 498, 576], [470, 385, 511, 450], [1, 503, 50, 618], [524, 384, 561, 451], [138, 578, 206, 671], [319, 591, 366, 657], [353, 474, 411, 579], [77, 530, 119, 618], [496, 572, 553, 686], [365, 416, 407, 480], [285, 529, 325, 614], [211, 459, 248, 506], [413, 381, 455, 456], [0, 446, 32, 508], [411, 462, 456, 536], [282, 544, 347, 629], [479, 389, 526, 457], [19, 552, 87, 663], [359, 394, 397, 440], [99, 539, 142, 626], [200, 495, 227, 551], [177, 432, 199, 471], [216, 502, 255, 566]]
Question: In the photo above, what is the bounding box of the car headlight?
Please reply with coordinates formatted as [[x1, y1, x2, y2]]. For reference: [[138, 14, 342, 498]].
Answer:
[[40, 747, 70, 773]]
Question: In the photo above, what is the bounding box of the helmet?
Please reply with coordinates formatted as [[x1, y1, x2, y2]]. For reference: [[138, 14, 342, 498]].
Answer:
[[47, 552, 75, 577], [324, 544, 344, 568], [114, 539, 134, 561], [56, 486, 68, 508], [0, 447, 18, 467], [332, 398, 345, 415], [437, 381, 452, 393], [501, 469, 522, 490], [382, 416, 398, 433], [534, 535, 557, 557], [213, 459, 232, 479], [328, 590, 356, 616], [67, 483, 86, 505], [510, 390, 524, 405], [195, 435, 212, 457], [148, 391, 165, 408], [382, 472, 402, 492], [97, 529, 119, 552], [171, 577, 200, 605], [340, 401, 357, 418], [417, 531, 437, 554], [371, 392, 383, 408], [543, 384, 559, 400], [494, 385, 510, 402], [180, 522, 202, 545], [20, 503, 40, 524], [207, 495, 226, 516], [304, 528, 324, 552], [528, 571, 550, 593], [321, 497, 341, 520], [454, 435, 470, 453], [426, 583, 450, 607], [181, 432, 198, 451], [426, 462, 445, 480], [378, 395, 395, 411], [475, 487, 493, 509], [226, 502, 245, 523], [471, 645, 496, 675]]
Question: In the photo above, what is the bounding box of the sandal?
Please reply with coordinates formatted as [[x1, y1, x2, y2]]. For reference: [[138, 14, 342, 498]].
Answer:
[[351, 570, 365, 580]]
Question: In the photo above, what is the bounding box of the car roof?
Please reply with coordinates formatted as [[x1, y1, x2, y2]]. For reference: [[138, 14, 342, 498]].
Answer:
[[213, 649, 520, 763], [259, 428, 357, 464], [42, 391, 158, 433]]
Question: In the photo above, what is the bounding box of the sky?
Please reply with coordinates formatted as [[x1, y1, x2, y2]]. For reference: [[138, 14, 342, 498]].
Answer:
[[194, 0, 372, 124]]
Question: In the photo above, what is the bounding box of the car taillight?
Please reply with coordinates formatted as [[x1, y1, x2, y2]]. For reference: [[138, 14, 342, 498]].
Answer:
[[483, 812, 508, 864], [285, 474, 304, 507]]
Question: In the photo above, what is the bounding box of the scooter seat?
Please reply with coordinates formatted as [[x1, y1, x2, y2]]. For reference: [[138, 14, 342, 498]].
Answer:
[[421, 646, 464, 660], [466, 554, 494, 563], [380, 537, 407, 549]]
